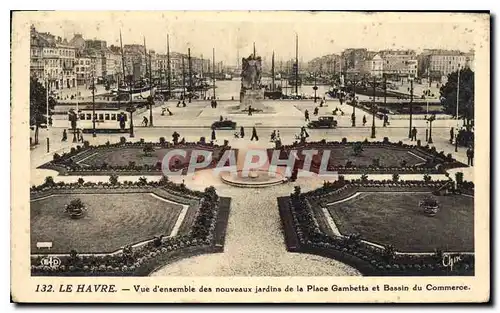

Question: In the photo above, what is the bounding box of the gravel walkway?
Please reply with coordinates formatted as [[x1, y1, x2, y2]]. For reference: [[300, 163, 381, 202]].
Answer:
[[150, 175, 361, 277]]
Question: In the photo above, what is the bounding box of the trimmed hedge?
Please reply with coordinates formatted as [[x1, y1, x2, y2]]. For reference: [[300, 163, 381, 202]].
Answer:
[[278, 179, 474, 276], [30, 180, 231, 276]]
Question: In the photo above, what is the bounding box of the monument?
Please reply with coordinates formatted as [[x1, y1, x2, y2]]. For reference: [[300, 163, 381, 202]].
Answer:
[[239, 51, 265, 112]]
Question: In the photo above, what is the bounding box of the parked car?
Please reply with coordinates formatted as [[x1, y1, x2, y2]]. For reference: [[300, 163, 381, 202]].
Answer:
[[307, 116, 338, 129], [211, 120, 237, 130]]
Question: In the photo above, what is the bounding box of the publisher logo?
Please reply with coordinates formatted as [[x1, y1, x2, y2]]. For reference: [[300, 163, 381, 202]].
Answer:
[[40, 256, 61, 268]]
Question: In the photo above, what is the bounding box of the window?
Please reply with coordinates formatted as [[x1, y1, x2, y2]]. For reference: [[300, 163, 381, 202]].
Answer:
[[79, 113, 85, 120], [105, 114, 110, 120], [86, 113, 91, 120], [111, 114, 117, 120], [93, 114, 98, 120], [98, 114, 104, 120]]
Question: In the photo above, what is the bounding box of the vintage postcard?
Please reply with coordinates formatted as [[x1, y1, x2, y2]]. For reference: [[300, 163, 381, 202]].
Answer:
[[11, 11, 490, 303]]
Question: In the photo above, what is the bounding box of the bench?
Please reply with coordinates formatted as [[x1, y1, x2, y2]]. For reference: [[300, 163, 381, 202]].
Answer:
[[36, 242, 53, 250]]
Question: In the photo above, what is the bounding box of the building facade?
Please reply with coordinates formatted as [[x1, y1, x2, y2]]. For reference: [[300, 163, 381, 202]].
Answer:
[[419, 49, 475, 80], [378, 49, 418, 79]]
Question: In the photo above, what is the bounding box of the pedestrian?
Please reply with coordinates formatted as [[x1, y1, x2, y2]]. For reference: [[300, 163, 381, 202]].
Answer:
[[211, 129, 216, 142], [167, 108, 173, 116], [240, 126, 245, 139], [161, 108, 166, 116], [362, 115, 367, 126], [62, 129, 67, 142], [277, 130, 281, 140], [79, 132, 84, 143], [142, 116, 148, 127], [351, 113, 356, 126], [320, 99, 324, 107], [450, 127, 455, 144], [220, 115, 224, 122], [172, 131, 180, 145], [248, 105, 253, 116], [411, 127, 418, 141], [314, 107, 319, 116], [177, 101, 181, 107], [383, 114, 389, 127], [251, 126, 259, 141], [270, 130, 276, 142], [305, 109, 310, 122], [182, 101, 186, 107], [466, 146, 474, 166]]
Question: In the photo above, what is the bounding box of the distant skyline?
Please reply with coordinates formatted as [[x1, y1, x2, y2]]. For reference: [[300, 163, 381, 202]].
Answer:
[[27, 11, 479, 66]]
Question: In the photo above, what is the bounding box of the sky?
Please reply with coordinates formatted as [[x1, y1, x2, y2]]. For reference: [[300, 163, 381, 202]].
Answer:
[[26, 11, 482, 66]]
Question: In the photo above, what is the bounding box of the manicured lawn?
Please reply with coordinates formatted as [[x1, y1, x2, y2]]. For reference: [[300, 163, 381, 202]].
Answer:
[[305, 146, 425, 168], [31, 193, 184, 253], [78, 147, 210, 167], [327, 192, 474, 252]]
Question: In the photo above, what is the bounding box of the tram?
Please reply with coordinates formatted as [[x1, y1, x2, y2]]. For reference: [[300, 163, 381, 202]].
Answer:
[[69, 107, 130, 134]]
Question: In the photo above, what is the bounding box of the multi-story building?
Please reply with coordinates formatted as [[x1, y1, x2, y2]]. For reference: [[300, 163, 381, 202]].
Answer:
[[418, 49, 475, 81], [307, 54, 342, 74], [58, 42, 77, 89], [30, 25, 77, 89], [123, 44, 147, 81], [74, 54, 92, 86], [362, 52, 384, 77], [378, 49, 418, 79], [341, 48, 368, 73]]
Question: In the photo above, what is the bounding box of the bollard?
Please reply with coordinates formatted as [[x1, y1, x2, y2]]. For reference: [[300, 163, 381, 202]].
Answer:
[[46, 137, 50, 153]]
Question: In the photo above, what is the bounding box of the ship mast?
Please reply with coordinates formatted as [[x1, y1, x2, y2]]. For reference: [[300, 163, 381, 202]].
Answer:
[[167, 34, 171, 99], [212, 48, 216, 100], [295, 33, 299, 95], [271, 51, 275, 92]]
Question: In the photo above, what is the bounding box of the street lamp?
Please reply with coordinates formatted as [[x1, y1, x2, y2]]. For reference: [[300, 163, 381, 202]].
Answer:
[[126, 105, 136, 138], [455, 66, 461, 152], [352, 73, 358, 127], [371, 76, 377, 138], [313, 72, 318, 103], [408, 75, 414, 139], [427, 114, 435, 144]]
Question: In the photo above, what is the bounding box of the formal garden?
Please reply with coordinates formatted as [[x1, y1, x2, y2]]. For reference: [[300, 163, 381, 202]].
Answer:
[[30, 176, 231, 276], [278, 175, 475, 276], [38, 138, 231, 176], [270, 139, 467, 174]]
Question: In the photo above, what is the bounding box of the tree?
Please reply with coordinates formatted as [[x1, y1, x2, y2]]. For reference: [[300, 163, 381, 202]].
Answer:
[[440, 68, 474, 127], [30, 77, 47, 145]]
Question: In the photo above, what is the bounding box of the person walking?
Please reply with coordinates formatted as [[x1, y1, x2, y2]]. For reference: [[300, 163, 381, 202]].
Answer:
[[251, 126, 259, 141], [177, 100, 181, 108], [248, 105, 253, 116], [211, 129, 216, 142], [220, 115, 224, 122], [304, 109, 310, 122], [240, 126, 245, 139], [362, 115, 367, 126], [466, 146, 474, 166], [383, 114, 389, 127], [270, 130, 276, 142], [450, 127, 455, 144], [182, 101, 186, 107], [62, 129, 67, 142], [411, 126, 418, 141], [314, 107, 319, 116]]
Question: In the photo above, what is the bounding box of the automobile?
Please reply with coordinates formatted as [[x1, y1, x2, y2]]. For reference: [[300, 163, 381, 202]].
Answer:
[[307, 116, 338, 129], [211, 120, 237, 130]]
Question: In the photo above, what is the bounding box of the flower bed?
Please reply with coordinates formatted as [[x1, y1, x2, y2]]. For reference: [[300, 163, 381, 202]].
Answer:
[[39, 140, 231, 176], [30, 179, 231, 276], [268, 140, 467, 174], [278, 179, 474, 276]]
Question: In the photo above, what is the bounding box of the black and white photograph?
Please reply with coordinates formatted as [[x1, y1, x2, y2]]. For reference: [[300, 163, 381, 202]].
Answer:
[[10, 10, 490, 303]]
